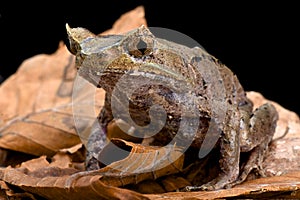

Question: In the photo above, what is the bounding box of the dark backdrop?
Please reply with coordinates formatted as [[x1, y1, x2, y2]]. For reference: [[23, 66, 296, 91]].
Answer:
[[0, 1, 299, 114]]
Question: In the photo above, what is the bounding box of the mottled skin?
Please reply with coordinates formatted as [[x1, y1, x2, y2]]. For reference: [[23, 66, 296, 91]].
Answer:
[[66, 25, 278, 190]]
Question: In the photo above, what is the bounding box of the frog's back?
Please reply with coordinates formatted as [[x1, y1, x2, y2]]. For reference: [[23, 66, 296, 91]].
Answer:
[[193, 47, 249, 108], [156, 38, 249, 108], [211, 55, 250, 107]]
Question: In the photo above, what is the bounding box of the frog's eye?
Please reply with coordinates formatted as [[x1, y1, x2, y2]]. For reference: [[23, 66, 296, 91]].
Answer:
[[128, 38, 153, 58], [136, 39, 147, 55]]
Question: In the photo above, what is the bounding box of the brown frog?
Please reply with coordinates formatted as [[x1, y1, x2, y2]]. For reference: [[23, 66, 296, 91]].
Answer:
[[66, 25, 278, 190]]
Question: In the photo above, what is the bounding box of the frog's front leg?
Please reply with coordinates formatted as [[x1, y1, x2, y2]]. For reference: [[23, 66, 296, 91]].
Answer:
[[227, 102, 278, 187], [65, 94, 113, 189], [86, 93, 113, 170]]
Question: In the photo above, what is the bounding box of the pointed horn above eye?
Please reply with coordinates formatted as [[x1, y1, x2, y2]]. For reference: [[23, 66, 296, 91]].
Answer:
[[65, 23, 96, 55]]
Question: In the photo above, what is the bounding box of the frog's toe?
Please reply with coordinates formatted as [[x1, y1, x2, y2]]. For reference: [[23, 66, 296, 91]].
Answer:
[[223, 179, 241, 189], [198, 183, 216, 191], [64, 171, 83, 189], [182, 185, 212, 191], [64, 170, 102, 189], [182, 179, 224, 191], [256, 167, 267, 177], [182, 185, 200, 192]]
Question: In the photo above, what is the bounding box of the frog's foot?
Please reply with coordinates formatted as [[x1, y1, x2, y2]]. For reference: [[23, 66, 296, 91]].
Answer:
[[183, 174, 238, 191], [225, 144, 267, 189], [64, 169, 103, 190]]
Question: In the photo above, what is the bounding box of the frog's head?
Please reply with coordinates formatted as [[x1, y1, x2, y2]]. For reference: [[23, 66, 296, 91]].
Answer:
[[66, 24, 156, 61], [66, 24, 157, 87]]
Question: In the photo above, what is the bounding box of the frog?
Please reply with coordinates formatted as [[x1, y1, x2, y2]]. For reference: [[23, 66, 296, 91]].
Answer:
[[66, 24, 278, 190]]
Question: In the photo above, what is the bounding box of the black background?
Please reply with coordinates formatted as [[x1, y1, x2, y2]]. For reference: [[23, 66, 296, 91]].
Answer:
[[0, 1, 299, 114]]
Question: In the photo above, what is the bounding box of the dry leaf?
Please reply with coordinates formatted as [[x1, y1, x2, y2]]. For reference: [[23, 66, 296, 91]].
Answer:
[[129, 180, 166, 194], [0, 44, 81, 156], [0, 148, 37, 168], [0, 179, 36, 200], [0, 166, 148, 200], [160, 176, 192, 192], [19, 156, 50, 171]]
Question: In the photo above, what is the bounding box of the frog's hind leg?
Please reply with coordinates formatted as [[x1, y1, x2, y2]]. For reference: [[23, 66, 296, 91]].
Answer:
[[226, 143, 267, 188], [228, 102, 278, 188], [184, 108, 241, 191]]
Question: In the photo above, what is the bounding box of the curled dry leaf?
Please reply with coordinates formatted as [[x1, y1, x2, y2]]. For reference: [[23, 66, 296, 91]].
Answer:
[[0, 138, 183, 200], [90, 138, 184, 187]]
